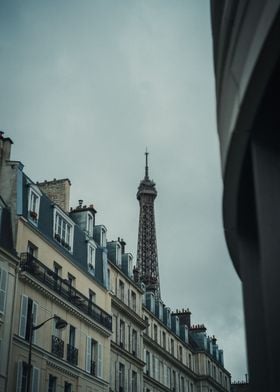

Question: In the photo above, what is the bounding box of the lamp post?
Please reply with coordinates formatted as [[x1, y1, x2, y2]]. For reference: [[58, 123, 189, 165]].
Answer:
[[26, 314, 67, 392]]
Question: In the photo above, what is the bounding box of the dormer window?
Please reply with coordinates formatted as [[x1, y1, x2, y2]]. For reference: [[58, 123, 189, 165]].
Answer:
[[88, 242, 96, 275], [53, 207, 74, 252], [87, 213, 93, 237], [28, 185, 42, 225]]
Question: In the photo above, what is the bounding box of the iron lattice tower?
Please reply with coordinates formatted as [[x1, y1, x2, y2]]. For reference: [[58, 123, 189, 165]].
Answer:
[[136, 151, 161, 299]]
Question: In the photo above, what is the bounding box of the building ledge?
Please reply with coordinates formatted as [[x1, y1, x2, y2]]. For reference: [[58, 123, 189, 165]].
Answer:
[[111, 341, 145, 367], [111, 295, 146, 329]]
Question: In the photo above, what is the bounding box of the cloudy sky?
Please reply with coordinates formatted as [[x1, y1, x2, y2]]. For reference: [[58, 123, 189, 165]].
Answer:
[[0, 0, 247, 380]]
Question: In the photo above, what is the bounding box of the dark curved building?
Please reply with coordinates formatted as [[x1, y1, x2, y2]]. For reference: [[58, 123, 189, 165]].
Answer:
[[211, 2, 280, 391]]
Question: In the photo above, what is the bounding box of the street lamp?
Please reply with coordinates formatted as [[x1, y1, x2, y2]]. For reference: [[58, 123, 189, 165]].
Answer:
[[26, 314, 67, 392]]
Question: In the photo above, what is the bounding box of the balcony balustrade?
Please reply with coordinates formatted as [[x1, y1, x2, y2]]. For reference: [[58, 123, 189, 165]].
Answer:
[[67, 344, 78, 365], [20, 253, 112, 331], [51, 335, 64, 358]]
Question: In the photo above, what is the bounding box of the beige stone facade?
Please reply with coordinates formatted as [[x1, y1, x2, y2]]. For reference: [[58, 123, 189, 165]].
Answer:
[[0, 134, 231, 392]]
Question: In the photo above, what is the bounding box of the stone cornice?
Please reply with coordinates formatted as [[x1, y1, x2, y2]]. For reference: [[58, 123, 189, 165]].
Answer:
[[143, 372, 171, 391], [111, 295, 146, 330], [111, 341, 146, 368]]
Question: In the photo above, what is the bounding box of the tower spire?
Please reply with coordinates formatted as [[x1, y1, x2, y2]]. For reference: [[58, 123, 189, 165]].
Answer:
[[136, 151, 161, 299], [145, 148, 149, 179]]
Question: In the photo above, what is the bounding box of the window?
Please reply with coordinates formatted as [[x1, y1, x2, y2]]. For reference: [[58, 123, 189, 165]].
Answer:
[[53, 262, 62, 290], [131, 290, 136, 311], [154, 324, 158, 343], [188, 353, 192, 370], [119, 363, 125, 391], [190, 383, 194, 392], [16, 361, 40, 392], [145, 350, 150, 375], [27, 242, 38, 258], [0, 267, 8, 314], [53, 262, 62, 276], [53, 208, 74, 252], [213, 364, 216, 380], [181, 376, 185, 392], [120, 320, 125, 348], [87, 213, 93, 237], [67, 325, 78, 365], [85, 336, 103, 377], [28, 185, 41, 225], [171, 338, 174, 355], [167, 367, 171, 388], [163, 364, 167, 386], [119, 280, 124, 302], [132, 371, 137, 392], [89, 289, 96, 304], [68, 273, 76, 288], [144, 316, 149, 335], [208, 360, 211, 375], [162, 331, 166, 349], [88, 243, 96, 274], [153, 355, 160, 381], [48, 375, 57, 392], [172, 370, 176, 390], [179, 346, 183, 362], [19, 295, 38, 343], [132, 329, 137, 356], [64, 382, 72, 392]]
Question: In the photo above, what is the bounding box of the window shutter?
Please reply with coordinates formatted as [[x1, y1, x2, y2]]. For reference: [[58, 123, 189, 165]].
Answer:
[[97, 342, 103, 378], [0, 268, 7, 314], [19, 295, 28, 338], [31, 366, 40, 392], [16, 361, 23, 392], [32, 301, 38, 344], [85, 336, 91, 373]]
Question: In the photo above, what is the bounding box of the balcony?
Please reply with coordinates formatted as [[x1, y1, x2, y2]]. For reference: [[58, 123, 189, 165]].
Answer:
[[67, 344, 78, 365], [20, 253, 112, 331], [51, 335, 64, 358]]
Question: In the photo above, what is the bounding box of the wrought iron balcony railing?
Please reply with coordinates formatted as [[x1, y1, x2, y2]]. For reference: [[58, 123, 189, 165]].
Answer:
[[67, 344, 78, 365], [51, 335, 64, 358], [20, 253, 112, 331]]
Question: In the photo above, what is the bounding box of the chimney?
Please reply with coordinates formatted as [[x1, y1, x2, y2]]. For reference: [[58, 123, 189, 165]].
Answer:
[[119, 238, 126, 254], [38, 178, 71, 212], [173, 308, 192, 328], [0, 132, 13, 165]]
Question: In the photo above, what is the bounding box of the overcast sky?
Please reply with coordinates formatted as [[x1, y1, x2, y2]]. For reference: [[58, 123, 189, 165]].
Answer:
[[0, 0, 247, 381]]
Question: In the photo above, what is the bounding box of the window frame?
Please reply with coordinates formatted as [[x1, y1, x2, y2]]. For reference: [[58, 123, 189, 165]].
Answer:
[[53, 207, 74, 252], [27, 184, 42, 226], [87, 241, 96, 274]]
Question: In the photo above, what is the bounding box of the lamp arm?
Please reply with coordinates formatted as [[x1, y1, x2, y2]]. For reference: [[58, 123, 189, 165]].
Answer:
[[32, 315, 57, 331]]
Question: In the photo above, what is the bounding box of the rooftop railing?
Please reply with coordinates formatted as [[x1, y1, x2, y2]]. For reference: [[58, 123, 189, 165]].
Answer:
[[20, 253, 112, 331]]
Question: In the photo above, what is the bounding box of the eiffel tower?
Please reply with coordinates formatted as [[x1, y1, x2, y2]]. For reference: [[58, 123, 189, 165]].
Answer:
[[136, 151, 161, 299]]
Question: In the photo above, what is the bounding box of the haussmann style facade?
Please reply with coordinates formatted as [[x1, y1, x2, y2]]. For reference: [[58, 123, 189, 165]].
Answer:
[[0, 134, 230, 392]]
